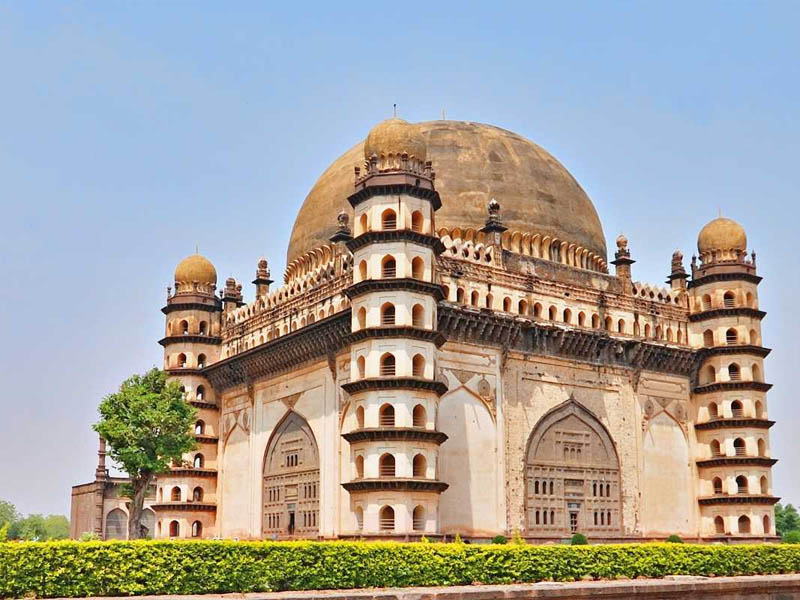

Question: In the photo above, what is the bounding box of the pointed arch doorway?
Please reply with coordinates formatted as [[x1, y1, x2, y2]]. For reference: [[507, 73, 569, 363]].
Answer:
[[262, 411, 320, 539]]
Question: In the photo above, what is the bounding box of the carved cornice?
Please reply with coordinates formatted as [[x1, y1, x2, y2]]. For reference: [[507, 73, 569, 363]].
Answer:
[[695, 418, 775, 431], [344, 278, 446, 301], [345, 326, 446, 347], [204, 312, 351, 392], [696, 457, 778, 468], [195, 435, 220, 444], [694, 381, 773, 394], [190, 400, 219, 411], [699, 345, 771, 359], [166, 368, 203, 376], [341, 378, 448, 396], [166, 468, 218, 478], [341, 427, 448, 444], [689, 272, 762, 288], [698, 495, 779, 506], [347, 230, 446, 254], [150, 502, 217, 512], [341, 478, 449, 493], [162, 302, 222, 315], [689, 307, 766, 322], [348, 177, 441, 210], [158, 335, 222, 347], [438, 304, 698, 377]]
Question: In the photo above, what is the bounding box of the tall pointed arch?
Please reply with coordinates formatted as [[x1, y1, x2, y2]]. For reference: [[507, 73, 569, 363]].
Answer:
[[524, 394, 621, 537], [262, 411, 320, 539]]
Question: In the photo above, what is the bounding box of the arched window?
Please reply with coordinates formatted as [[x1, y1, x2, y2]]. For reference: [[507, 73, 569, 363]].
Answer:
[[724, 291, 736, 308], [605, 316, 613, 331], [758, 438, 767, 457], [709, 403, 719, 420], [379, 453, 395, 477], [666, 327, 673, 342], [412, 404, 426, 428], [196, 385, 205, 401], [412, 354, 425, 377], [199, 321, 207, 335], [412, 304, 424, 327], [358, 260, 367, 281], [655, 325, 662, 339], [618, 319, 626, 334], [355, 455, 364, 478], [381, 208, 397, 230], [731, 400, 743, 418], [381, 303, 396, 326], [755, 400, 764, 419], [503, 297, 512, 312], [470, 290, 479, 306], [728, 363, 741, 381], [379, 505, 395, 531], [519, 299, 529, 315], [701, 365, 716, 385], [180, 320, 189, 335], [593, 314, 601, 329], [412, 257, 424, 280], [726, 328, 738, 345], [355, 506, 364, 531], [752, 363, 762, 382], [485, 293, 494, 309], [456, 287, 465, 304], [356, 405, 365, 428], [178, 353, 187, 368], [563, 309, 572, 324], [746, 292, 755, 308], [677, 329, 684, 344], [549, 306, 557, 321], [381, 256, 396, 278], [169, 520, 180, 537], [379, 353, 395, 376], [413, 454, 427, 477], [197, 354, 206, 369], [193, 454, 204, 468], [714, 515, 725, 534], [763, 515, 771, 534], [357, 307, 367, 330], [411, 211, 424, 232], [170, 486, 181, 502], [578, 312, 586, 327], [760, 476, 769, 495], [703, 330, 714, 347], [356, 356, 366, 379], [738, 515, 751, 534], [750, 329, 759, 346], [533, 303, 543, 318], [702, 294, 712, 311], [194, 420, 205, 435], [191, 521, 202, 538], [379, 403, 395, 427], [710, 439, 721, 457], [359, 213, 368, 235], [192, 486, 203, 502], [412, 505, 425, 531], [644, 323, 651, 338], [734, 438, 746, 456], [535, 481, 540, 495], [713, 477, 723, 494], [736, 475, 749, 494]]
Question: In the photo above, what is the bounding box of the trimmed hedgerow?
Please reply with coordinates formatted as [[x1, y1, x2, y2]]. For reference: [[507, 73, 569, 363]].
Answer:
[[1, 540, 800, 598]]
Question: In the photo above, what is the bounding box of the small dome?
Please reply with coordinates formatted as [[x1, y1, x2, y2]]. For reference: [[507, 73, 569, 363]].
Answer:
[[174, 254, 217, 285], [364, 118, 426, 162], [697, 217, 747, 254]]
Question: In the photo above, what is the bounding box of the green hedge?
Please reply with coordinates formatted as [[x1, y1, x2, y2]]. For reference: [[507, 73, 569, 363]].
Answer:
[[2, 540, 800, 598]]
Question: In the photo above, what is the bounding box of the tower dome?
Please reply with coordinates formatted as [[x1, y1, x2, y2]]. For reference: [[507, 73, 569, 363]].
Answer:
[[364, 117, 427, 162], [174, 253, 217, 286], [697, 217, 747, 255]]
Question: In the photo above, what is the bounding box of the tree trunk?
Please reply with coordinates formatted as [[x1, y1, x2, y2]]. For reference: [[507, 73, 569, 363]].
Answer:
[[127, 475, 152, 540]]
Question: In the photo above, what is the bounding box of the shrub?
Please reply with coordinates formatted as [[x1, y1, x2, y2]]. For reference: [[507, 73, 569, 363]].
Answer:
[[784, 530, 800, 544], [491, 535, 508, 544], [570, 533, 588, 545], [666, 535, 683, 543], [2, 540, 800, 598], [511, 529, 525, 545]]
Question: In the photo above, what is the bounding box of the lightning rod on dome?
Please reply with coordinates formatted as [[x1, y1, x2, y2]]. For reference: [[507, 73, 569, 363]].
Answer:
[[393, 103, 397, 118]]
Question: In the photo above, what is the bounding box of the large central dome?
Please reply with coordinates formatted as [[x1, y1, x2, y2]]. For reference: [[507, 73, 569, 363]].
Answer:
[[287, 120, 606, 266]]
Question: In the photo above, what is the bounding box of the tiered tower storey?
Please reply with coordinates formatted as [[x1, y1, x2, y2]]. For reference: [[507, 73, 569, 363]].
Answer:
[[339, 118, 449, 536]]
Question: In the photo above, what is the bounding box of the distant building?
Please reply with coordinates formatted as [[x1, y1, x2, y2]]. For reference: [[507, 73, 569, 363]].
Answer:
[[71, 118, 777, 542]]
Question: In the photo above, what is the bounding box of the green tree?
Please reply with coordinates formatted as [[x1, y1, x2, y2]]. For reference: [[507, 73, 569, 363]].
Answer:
[[93, 368, 196, 539], [775, 503, 800, 536], [15, 514, 48, 541], [42, 515, 69, 540], [0, 500, 18, 528]]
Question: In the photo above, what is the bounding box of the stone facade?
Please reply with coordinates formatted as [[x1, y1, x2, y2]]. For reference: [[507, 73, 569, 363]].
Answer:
[[71, 118, 777, 542]]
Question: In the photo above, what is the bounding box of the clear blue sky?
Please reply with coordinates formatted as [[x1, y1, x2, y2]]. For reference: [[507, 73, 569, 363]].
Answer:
[[1, 1, 798, 518]]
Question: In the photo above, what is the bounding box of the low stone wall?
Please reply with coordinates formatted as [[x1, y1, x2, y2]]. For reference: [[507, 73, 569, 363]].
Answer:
[[71, 575, 800, 599]]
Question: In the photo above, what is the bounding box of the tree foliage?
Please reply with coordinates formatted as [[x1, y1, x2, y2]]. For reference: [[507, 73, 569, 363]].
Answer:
[[0, 500, 69, 541], [776, 503, 800, 537], [93, 368, 196, 539]]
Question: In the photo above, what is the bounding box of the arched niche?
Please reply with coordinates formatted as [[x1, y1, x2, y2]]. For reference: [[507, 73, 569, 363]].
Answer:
[[105, 508, 127, 540], [525, 395, 621, 536], [262, 411, 320, 538], [220, 425, 250, 538]]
